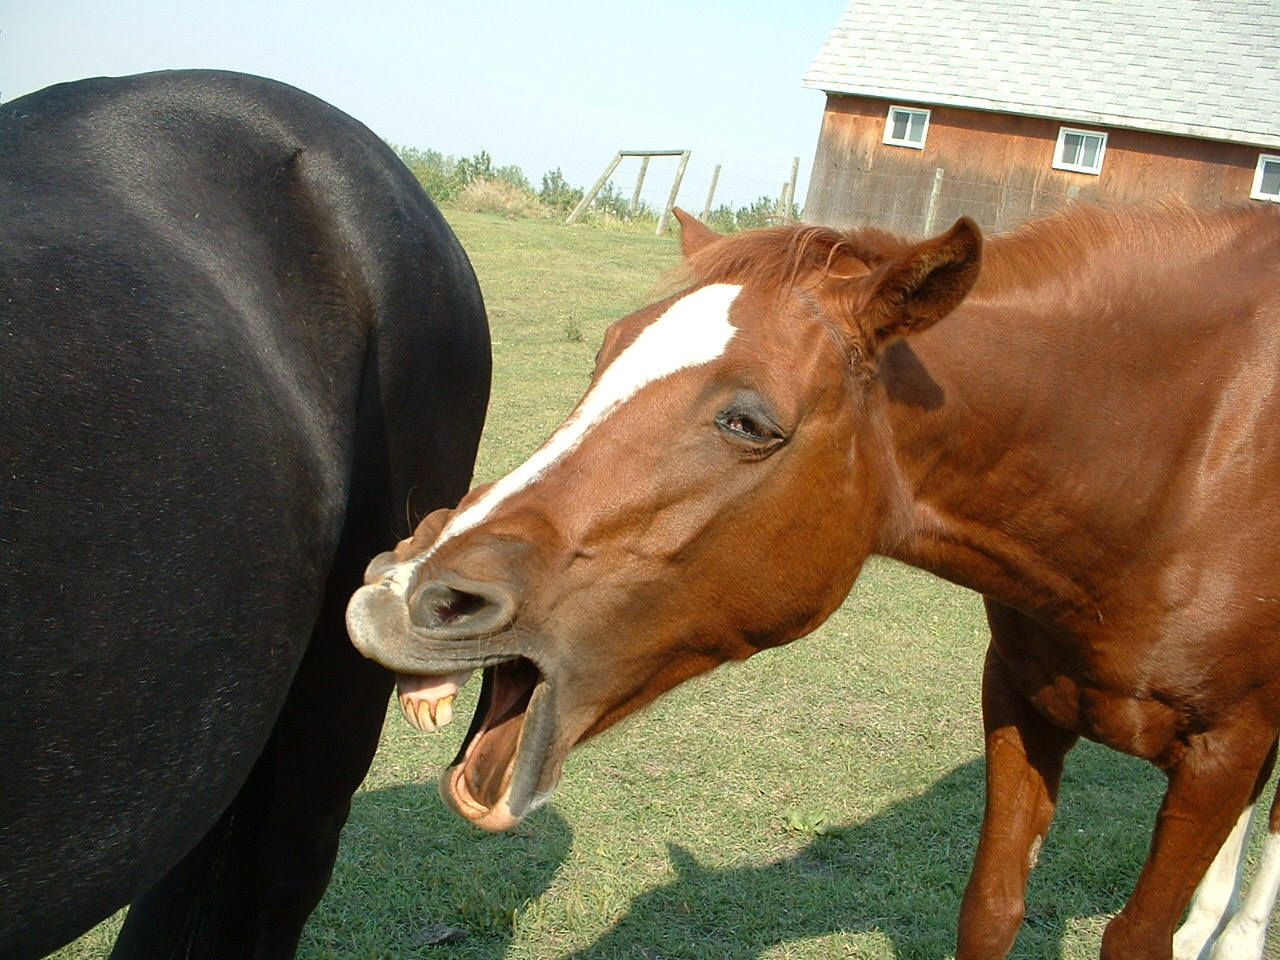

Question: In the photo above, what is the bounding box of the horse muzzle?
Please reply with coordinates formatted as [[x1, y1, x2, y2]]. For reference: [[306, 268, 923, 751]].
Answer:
[[346, 551, 520, 667], [346, 552, 582, 833]]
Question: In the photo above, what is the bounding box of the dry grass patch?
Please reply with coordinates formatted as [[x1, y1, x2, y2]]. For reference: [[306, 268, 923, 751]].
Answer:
[[453, 177, 553, 218]]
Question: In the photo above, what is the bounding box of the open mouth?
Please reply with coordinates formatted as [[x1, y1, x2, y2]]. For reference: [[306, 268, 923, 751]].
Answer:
[[351, 564, 580, 831], [400, 657, 566, 831]]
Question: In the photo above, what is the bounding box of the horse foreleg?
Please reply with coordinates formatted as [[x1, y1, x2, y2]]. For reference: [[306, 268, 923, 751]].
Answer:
[[1102, 722, 1276, 960], [1206, 776, 1280, 960], [956, 640, 1077, 960]]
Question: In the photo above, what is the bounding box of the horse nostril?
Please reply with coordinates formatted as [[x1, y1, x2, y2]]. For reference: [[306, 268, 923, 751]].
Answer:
[[433, 590, 486, 624], [408, 577, 517, 638]]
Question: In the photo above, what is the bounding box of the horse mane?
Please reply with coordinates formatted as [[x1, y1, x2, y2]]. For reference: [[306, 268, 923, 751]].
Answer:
[[671, 222, 916, 296], [976, 202, 1270, 297], [671, 203, 1274, 303]]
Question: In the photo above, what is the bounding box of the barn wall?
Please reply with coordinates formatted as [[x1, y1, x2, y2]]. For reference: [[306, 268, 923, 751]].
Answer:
[[803, 94, 1267, 234]]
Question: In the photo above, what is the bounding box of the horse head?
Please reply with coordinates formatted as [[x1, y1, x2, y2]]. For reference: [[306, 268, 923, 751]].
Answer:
[[346, 210, 981, 830]]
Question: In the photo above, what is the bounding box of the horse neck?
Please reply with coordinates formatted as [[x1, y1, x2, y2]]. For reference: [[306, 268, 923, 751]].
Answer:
[[869, 295, 1126, 626], [865, 205, 1280, 626]]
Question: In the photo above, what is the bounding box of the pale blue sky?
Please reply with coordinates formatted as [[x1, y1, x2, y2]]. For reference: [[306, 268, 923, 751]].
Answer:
[[2, 1, 847, 209]]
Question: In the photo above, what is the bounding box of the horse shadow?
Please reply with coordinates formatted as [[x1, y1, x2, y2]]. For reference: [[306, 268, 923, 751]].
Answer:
[[564, 743, 1163, 960], [303, 783, 574, 958], [303, 741, 1162, 959]]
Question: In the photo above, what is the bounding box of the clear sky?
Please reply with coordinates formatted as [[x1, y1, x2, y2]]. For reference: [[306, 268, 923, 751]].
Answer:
[[2, 1, 848, 211]]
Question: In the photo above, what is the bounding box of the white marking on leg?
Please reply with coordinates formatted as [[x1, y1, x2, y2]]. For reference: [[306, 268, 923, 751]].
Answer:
[[1209, 827, 1280, 960], [1174, 805, 1256, 960], [379, 282, 742, 596]]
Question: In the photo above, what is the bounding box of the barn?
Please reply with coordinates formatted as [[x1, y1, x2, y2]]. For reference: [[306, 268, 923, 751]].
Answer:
[[801, 0, 1280, 234]]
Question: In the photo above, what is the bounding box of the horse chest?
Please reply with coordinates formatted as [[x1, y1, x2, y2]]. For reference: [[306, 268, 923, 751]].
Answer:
[[994, 629, 1196, 766]]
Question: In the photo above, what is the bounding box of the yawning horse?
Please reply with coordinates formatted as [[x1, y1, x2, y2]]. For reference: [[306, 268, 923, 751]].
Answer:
[[347, 204, 1280, 959]]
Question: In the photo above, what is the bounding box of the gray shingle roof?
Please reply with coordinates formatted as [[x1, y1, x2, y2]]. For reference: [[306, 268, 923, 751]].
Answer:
[[804, 0, 1280, 149]]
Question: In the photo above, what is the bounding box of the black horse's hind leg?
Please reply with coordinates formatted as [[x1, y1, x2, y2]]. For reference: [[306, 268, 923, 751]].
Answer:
[[110, 604, 394, 960], [254, 617, 395, 957], [108, 736, 278, 960]]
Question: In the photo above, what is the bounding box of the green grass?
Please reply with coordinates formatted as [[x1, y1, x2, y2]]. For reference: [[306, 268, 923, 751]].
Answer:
[[444, 214, 679, 486], [52, 211, 1280, 959]]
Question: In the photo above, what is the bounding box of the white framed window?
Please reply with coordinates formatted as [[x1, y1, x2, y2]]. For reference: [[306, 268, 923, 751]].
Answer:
[[883, 105, 930, 149], [1053, 127, 1107, 174], [1252, 154, 1280, 202]]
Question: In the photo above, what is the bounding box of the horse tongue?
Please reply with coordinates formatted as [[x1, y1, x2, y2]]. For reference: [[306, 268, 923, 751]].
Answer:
[[397, 671, 474, 732]]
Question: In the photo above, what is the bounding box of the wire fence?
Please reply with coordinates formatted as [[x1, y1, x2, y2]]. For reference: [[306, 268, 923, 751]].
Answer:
[[604, 154, 808, 219], [615, 159, 1088, 236]]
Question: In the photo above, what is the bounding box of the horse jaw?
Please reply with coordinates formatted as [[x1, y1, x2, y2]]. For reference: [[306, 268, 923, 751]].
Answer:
[[436, 661, 563, 830]]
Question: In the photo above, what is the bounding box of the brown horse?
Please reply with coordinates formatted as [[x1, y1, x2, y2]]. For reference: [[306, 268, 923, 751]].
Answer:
[[348, 204, 1280, 959]]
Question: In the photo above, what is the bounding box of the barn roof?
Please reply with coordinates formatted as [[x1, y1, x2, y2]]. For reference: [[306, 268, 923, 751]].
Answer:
[[804, 0, 1280, 150]]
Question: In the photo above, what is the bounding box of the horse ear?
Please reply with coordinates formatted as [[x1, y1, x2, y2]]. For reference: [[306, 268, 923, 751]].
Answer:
[[673, 208, 721, 258], [861, 217, 982, 341]]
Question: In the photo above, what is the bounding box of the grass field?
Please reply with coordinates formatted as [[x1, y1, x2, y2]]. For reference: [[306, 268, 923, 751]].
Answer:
[[54, 211, 1279, 959]]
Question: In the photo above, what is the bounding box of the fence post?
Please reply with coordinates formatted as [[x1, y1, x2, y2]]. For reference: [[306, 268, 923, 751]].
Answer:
[[566, 152, 623, 224], [700, 164, 721, 221], [787, 156, 800, 216], [656, 150, 691, 235], [630, 156, 650, 217]]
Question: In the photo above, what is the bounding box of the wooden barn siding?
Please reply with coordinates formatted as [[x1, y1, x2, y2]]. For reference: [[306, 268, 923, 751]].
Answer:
[[803, 94, 1264, 234]]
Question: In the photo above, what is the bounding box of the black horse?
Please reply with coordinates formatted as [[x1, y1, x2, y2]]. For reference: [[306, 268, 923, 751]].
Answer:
[[0, 70, 490, 959]]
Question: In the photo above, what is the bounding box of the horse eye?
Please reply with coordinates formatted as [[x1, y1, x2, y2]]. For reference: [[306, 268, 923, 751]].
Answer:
[[715, 405, 785, 455], [724, 414, 768, 438]]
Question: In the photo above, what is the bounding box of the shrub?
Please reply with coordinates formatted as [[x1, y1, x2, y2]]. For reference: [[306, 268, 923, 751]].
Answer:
[[703, 197, 800, 232], [539, 168, 583, 212], [394, 145, 465, 203], [391, 143, 799, 231], [734, 195, 797, 229], [704, 205, 739, 233], [591, 180, 632, 219]]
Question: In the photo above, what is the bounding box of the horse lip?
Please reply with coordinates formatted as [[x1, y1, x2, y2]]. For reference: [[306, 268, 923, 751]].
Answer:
[[346, 581, 412, 664], [361, 549, 402, 586], [438, 661, 570, 831], [349, 585, 570, 830]]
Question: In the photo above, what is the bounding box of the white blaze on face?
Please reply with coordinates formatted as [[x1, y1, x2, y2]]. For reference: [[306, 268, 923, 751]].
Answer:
[[384, 283, 742, 589]]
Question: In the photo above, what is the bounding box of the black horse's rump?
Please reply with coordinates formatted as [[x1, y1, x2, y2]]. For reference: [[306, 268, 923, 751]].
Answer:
[[0, 70, 490, 959]]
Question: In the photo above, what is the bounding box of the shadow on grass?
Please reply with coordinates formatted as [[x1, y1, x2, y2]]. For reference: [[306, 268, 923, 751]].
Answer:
[[565, 744, 1161, 960], [306, 742, 1161, 959], [304, 784, 574, 959]]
